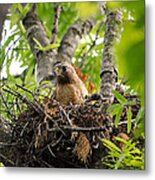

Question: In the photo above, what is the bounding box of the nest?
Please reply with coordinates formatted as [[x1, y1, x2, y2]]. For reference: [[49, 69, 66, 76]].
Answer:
[[0, 84, 143, 168]]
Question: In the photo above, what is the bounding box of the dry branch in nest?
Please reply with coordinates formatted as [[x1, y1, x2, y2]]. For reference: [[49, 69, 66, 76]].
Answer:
[[0, 84, 142, 168]]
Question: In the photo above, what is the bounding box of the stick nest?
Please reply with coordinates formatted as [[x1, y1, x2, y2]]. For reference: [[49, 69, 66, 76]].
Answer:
[[0, 84, 143, 168]]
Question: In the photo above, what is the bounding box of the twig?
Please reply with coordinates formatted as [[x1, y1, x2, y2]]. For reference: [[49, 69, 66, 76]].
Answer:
[[40, 134, 63, 153], [0, 153, 15, 166], [16, 84, 47, 100], [16, 84, 41, 106], [50, 134, 63, 147], [59, 106, 73, 126], [3, 88, 41, 115], [47, 145, 56, 158], [51, 3, 63, 44], [118, 119, 135, 126], [38, 159, 54, 168], [41, 110, 66, 136], [20, 121, 30, 137], [16, 84, 34, 95], [0, 142, 17, 147], [47, 118, 135, 133], [15, 97, 22, 114], [47, 125, 106, 132]]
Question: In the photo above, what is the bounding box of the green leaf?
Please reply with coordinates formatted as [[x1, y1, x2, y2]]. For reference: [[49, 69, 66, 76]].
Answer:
[[102, 139, 121, 153], [33, 37, 59, 51], [33, 37, 44, 51], [107, 103, 122, 114], [102, 162, 114, 168], [129, 160, 144, 168], [127, 106, 132, 133], [123, 101, 137, 106], [43, 43, 60, 51], [112, 90, 128, 104], [109, 151, 120, 158], [114, 106, 124, 127], [17, 4, 24, 13], [114, 154, 125, 169], [115, 137, 128, 145], [22, 4, 32, 16], [135, 106, 144, 126], [19, 21, 26, 34], [130, 148, 141, 155]]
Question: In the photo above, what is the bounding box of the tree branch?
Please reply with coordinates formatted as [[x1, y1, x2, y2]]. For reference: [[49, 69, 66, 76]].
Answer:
[[51, 3, 63, 44], [100, 3, 123, 105], [23, 4, 56, 85], [57, 18, 96, 62], [47, 125, 107, 132]]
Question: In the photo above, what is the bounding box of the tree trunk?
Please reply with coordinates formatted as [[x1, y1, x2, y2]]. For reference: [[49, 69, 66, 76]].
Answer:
[[100, 4, 123, 105], [22, 4, 95, 85]]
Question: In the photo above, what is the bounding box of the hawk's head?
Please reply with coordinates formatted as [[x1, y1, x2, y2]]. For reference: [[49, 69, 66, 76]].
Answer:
[[53, 62, 78, 84]]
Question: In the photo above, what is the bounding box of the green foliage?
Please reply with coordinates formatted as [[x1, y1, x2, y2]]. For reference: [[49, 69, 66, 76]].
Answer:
[[102, 138, 144, 170], [133, 106, 145, 139], [115, 1, 145, 106], [0, 3, 35, 88], [107, 90, 135, 129]]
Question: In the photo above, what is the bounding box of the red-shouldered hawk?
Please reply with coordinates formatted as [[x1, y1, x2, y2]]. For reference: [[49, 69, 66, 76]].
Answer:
[[53, 62, 88, 105]]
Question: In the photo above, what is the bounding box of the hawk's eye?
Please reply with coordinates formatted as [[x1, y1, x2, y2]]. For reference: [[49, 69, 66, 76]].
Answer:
[[62, 66, 67, 72]]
